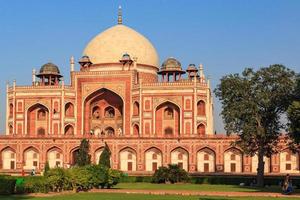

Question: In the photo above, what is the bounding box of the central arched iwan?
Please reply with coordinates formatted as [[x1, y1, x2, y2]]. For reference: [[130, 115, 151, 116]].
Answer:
[[84, 88, 123, 135]]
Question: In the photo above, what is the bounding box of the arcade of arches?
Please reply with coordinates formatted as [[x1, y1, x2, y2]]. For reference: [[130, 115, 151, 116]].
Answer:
[[1, 144, 300, 174]]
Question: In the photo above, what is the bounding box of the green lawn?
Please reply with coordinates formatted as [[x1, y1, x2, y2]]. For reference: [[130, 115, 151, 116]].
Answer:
[[116, 182, 299, 193], [1, 193, 300, 200]]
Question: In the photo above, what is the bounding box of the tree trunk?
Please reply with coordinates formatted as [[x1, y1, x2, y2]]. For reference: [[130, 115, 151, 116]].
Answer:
[[257, 149, 265, 187]]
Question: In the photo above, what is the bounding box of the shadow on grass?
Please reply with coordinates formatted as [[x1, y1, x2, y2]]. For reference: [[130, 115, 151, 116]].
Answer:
[[0, 195, 35, 200]]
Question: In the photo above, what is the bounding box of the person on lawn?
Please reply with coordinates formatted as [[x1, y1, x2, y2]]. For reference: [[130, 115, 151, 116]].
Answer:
[[282, 174, 293, 195]]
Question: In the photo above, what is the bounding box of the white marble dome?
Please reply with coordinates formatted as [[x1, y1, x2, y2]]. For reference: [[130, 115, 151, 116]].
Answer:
[[83, 24, 159, 68]]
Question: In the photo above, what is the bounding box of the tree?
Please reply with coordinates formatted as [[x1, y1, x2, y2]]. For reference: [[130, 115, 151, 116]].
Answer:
[[75, 139, 91, 166], [99, 142, 111, 168], [214, 64, 296, 187], [44, 161, 50, 176], [287, 76, 300, 147]]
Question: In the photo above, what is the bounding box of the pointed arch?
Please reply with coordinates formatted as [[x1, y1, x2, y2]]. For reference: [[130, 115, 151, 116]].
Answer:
[[197, 123, 206, 136], [104, 106, 115, 118], [197, 147, 216, 172], [9, 103, 13, 118], [26, 103, 49, 136], [8, 124, 13, 135], [119, 147, 137, 171], [170, 147, 189, 171], [64, 124, 74, 135], [224, 147, 243, 173], [65, 102, 74, 117], [155, 101, 180, 137], [133, 101, 139, 116], [133, 123, 139, 136], [197, 100, 205, 116], [280, 148, 299, 173], [46, 146, 63, 168], [105, 126, 115, 135], [145, 147, 163, 171], [23, 146, 40, 170], [94, 147, 104, 165], [1, 146, 16, 170], [70, 146, 80, 166], [83, 88, 124, 135]]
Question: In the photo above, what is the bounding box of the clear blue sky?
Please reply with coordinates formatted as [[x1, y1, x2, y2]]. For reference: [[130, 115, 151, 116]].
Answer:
[[0, 0, 299, 134]]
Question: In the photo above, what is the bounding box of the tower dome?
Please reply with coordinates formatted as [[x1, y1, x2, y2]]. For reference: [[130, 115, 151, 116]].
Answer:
[[83, 24, 159, 68], [38, 62, 61, 76]]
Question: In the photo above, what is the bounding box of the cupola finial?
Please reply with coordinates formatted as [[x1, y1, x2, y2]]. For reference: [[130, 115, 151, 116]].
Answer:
[[118, 5, 122, 24]]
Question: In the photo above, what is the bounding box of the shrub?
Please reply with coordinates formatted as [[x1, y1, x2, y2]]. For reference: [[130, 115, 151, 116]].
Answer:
[[0, 176, 16, 194], [86, 165, 107, 188], [152, 164, 189, 184], [106, 168, 121, 188], [152, 166, 169, 183], [69, 166, 92, 192], [22, 176, 48, 193], [168, 164, 189, 183], [86, 165, 121, 189], [46, 168, 72, 192]]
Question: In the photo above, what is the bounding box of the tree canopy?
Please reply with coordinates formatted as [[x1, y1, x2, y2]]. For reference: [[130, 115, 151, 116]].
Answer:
[[287, 75, 300, 147], [214, 64, 296, 187]]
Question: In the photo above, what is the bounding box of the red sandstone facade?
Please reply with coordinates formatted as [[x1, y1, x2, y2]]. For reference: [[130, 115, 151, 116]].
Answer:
[[0, 11, 299, 175]]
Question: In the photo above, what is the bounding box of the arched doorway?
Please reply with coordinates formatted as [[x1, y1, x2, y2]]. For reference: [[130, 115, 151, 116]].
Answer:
[[171, 147, 188, 171], [224, 148, 243, 173], [84, 88, 123, 135], [280, 149, 299, 173], [27, 104, 49, 135], [71, 148, 79, 166], [1, 147, 16, 170], [119, 147, 137, 171], [23, 147, 39, 170], [145, 147, 162, 171], [197, 148, 215, 172], [155, 102, 180, 137], [47, 147, 63, 168]]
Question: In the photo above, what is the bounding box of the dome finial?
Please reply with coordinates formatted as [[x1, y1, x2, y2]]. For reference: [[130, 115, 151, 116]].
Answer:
[[118, 5, 122, 24]]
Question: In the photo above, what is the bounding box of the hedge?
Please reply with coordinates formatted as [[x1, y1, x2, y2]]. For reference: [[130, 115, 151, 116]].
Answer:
[[120, 175, 300, 187], [0, 175, 16, 195], [120, 176, 153, 183]]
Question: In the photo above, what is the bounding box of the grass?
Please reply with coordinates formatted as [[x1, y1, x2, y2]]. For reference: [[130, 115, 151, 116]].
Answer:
[[1, 193, 300, 200], [116, 182, 300, 193]]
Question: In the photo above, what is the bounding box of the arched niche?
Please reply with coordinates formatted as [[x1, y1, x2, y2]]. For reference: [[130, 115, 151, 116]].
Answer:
[[119, 147, 137, 171], [145, 147, 162, 171], [27, 104, 49, 136], [155, 102, 180, 137], [171, 147, 189, 171]]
